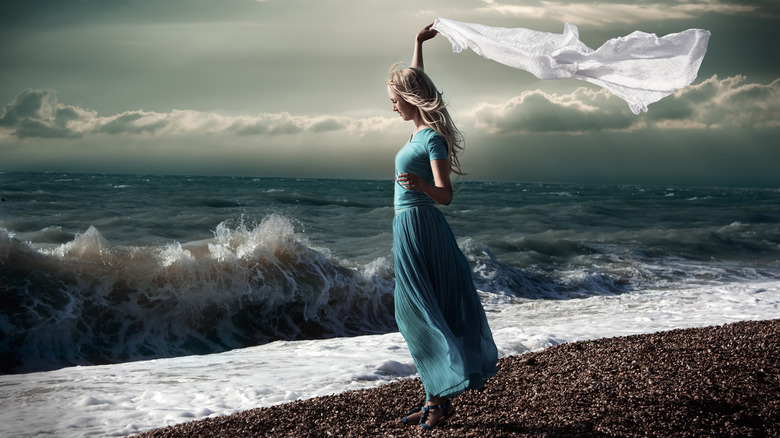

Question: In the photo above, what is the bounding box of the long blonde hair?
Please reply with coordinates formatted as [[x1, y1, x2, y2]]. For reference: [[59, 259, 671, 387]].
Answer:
[[386, 63, 465, 175]]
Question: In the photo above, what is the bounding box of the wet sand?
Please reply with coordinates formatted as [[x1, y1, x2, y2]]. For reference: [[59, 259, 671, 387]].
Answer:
[[133, 319, 779, 437]]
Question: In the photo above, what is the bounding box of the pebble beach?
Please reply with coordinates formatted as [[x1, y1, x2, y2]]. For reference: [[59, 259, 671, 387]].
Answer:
[[133, 319, 779, 437]]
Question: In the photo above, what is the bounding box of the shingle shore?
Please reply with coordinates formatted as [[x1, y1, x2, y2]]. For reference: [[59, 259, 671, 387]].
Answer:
[[132, 319, 779, 437]]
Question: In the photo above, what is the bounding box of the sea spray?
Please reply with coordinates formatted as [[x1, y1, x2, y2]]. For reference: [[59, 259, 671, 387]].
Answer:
[[0, 214, 396, 374]]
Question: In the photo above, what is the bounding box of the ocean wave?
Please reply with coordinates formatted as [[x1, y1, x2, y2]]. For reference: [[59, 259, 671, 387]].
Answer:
[[463, 239, 633, 300], [3, 175, 780, 374], [0, 215, 396, 374]]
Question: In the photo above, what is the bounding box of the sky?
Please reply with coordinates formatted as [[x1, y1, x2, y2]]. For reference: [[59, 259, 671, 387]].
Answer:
[[1, 0, 778, 187]]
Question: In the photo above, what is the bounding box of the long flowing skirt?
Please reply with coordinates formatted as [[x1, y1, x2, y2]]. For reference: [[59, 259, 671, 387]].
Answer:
[[393, 206, 498, 400]]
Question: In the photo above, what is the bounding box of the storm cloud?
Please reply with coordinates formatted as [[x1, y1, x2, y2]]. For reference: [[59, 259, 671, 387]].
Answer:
[[470, 75, 780, 134], [0, 89, 393, 140]]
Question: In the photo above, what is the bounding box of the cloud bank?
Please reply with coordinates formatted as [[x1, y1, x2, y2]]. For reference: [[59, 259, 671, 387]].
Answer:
[[0, 89, 396, 140], [2, 75, 775, 142], [471, 75, 780, 134]]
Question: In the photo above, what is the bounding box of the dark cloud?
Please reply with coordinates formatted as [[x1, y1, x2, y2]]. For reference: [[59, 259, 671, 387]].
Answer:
[[0, 89, 383, 141], [0, 89, 93, 138], [229, 114, 350, 136], [310, 118, 345, 132], [688, 76, 780, 129], [232, 116, 304, 136], [473, 88, 639, 134], [469, 75, 780, 134]]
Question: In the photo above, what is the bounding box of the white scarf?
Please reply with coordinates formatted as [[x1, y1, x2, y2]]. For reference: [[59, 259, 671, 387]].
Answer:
[[432, 17, 711, 114]]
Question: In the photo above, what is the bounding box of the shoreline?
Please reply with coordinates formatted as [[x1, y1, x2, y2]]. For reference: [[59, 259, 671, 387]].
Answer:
[[132, 319, 779, 437]]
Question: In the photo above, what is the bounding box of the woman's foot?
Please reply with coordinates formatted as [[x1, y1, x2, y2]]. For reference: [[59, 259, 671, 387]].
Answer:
[[417, 399, 455, 430], [395, 406, 423, 426]]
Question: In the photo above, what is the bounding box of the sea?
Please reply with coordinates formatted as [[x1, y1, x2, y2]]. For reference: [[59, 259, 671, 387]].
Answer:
[[1, 171, 778, 437]]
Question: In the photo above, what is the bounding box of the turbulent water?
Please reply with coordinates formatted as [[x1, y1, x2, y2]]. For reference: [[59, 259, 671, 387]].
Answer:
[[1, 171, 779, 374]]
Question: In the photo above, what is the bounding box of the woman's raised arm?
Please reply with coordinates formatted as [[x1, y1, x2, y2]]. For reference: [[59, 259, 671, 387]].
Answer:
[[411, 22, 438, 71]]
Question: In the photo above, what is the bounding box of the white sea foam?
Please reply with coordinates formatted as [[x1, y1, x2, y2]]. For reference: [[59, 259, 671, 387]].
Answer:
[[1, 281, 777, 438]]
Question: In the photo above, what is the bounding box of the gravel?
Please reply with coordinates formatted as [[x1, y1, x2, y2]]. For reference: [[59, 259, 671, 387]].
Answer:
[[132, 319, 779, 437]]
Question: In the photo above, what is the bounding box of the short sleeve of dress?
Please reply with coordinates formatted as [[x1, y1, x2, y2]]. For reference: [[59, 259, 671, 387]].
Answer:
[[427, 131, 449, 161]]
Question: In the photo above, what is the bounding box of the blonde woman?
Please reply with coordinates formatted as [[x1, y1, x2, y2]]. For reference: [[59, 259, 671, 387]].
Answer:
[[388, 23, 498, 431]]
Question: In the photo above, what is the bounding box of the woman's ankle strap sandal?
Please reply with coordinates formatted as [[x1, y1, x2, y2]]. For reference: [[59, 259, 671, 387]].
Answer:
[[419, 400, 454, 430]]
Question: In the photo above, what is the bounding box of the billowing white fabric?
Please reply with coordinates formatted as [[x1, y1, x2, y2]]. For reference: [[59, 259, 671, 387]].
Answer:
[[432, 17, 711, 114]]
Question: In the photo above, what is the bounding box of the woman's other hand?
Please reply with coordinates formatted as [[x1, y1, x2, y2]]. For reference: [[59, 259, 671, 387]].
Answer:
[[397, 160, 453, 206], [397, 172, 425, 191]]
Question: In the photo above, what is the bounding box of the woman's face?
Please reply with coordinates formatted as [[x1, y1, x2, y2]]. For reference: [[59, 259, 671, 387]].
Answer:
[[388, 88, 417, 122]]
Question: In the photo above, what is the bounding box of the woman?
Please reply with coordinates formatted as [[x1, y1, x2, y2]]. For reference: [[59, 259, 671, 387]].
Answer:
[[388, 23, 498, 431]]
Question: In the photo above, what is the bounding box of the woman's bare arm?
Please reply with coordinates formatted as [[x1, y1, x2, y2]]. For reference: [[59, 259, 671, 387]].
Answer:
[[396, 159, 453, 205], [411, 22, 437, 71]]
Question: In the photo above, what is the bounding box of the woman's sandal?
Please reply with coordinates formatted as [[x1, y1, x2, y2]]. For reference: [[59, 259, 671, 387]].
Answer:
[[418, 400, 455, 430], [396, 406, 423, 425]]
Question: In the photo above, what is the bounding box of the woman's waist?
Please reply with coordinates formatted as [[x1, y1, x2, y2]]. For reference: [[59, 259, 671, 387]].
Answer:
[[394, 191, 436, 212], [394, 204, 439, 215]]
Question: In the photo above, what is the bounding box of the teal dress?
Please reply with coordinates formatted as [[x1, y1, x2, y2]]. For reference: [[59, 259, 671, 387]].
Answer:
[[393, 128, 498, 401]]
